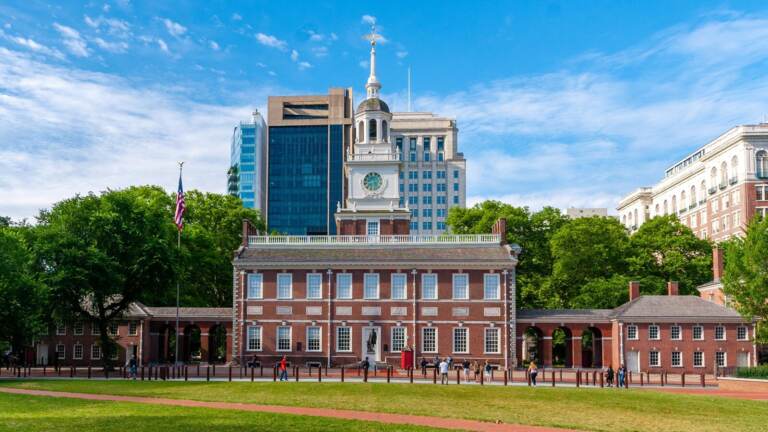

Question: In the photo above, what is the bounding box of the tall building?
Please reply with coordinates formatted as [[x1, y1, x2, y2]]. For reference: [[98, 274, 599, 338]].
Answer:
[[392, 112, 466, 234], [266, 89, 354, 235], [618, 123, 768, 241], [228, 110, 266, 212]]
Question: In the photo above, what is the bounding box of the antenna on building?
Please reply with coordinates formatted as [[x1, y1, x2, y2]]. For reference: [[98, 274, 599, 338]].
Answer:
[[407, 66, 412, 112]]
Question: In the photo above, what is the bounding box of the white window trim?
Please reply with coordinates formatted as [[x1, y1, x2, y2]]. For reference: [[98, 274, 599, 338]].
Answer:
[[649, 351, 661, 368], [128, 322, 139, 336], [108, 323, 119, 336], [56, 344, 66, 360], [276, 326, 292, 352], [421, 273, 438, 300], [737, 326, 749, 341], [693, 352, 705, 368], [452, 273, 469, 300], [716, 351, 727, 367], [715, 325, 726, 341], [648, 324, 660, 340], [247, 273, 263, 299], [627, 325, 639, 340], [91, 325, 101, 336], [246, 326, 263, 352], [390, 327, 406, 353], [364, 273, 380, 300], [484, 327, 501, 354], [390, 273, 407, 300], [670, 325, 682, 341], [671, 352, 683, 368], [366, 219, 380, 236], [336, 327, 352, 352], [73, 344, 83, 360], [421, 327, 438, 353], [693, 325, 704, 341], [277, 273, 293, 300], [91, 344, 101, 360], [306, 326, 322, 352], [306, 273, 323, 300], [56, 324, 66, 336], [483, 273, 500, 300], [336, 273, 352, 299], [452, 327, 469, 354], [73, 322, 84, 336]]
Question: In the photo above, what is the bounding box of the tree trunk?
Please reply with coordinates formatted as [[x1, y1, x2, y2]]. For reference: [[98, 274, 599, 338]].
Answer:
[[98, 321, 115, 371]]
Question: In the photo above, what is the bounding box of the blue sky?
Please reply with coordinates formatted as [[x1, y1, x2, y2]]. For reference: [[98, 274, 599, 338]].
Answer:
[[3, 1, 768, 220]]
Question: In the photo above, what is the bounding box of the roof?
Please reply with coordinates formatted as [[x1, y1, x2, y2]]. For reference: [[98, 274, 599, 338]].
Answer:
[[144, 307, 232, 319], [356, 98, 390, 113], [611, 295, 747, 322], [696, 279, 723, 291], [517, 309, 613, 322], [234, 244, 517, 269]]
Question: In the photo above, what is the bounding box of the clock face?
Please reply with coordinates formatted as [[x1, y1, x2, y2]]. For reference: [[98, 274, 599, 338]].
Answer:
[[363, 172, 383, 191]]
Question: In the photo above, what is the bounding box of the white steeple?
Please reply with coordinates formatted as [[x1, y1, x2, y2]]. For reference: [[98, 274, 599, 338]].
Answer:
[[365, 25, 382, 99]]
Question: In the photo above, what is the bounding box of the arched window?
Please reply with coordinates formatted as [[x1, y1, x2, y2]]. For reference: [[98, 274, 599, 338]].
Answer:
[[655, 203, 660, 215], [757, 150, 768, 178], [690, 185, 696, 207], [720, 162, 728, 186], [731, 156, 738, 182], [680, 190, 686, 210], [663, 200, 668, 215], [381, 120, 388, 141], [622, 215, 627, 225], [700, 180, 706, 202], [633, 209, 638, 224], [358, 121, 364, 143], [671, 195, 677, 213], [368, 119, 377, 141], [710, 167, 717, 191]]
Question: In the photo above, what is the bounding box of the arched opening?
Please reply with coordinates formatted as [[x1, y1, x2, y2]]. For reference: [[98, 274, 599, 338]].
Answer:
[[551, 327, 572, 368], [721, 162, 728, 186], [654, 204, 659, 216], [710, 167, 717, 189], [183, 325, 201, 363], [757, 150, 768, 178], [680, 190, 686, 210], [357, 121, 364, 143], [522, 327, 543, 366], [663, 200, 668, 215], [157, 324, 176, 364], [208, 325, 227, 364], [671, 195, 677, 213], [690, 185, 696, 207], [633, 209, 638, 224], [382, 120, 388, 141], [368, 118, 377, 141], [581, 327, 603, 368], [700, 180, 706, 202], [731, 156, 738, 182]]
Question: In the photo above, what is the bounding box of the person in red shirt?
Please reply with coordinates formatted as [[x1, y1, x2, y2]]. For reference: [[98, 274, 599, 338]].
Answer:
[[279, 356, 288, 381]]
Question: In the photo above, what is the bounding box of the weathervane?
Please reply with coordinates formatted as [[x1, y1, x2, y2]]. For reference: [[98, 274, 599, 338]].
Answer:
[[364, 24, 382, 46]]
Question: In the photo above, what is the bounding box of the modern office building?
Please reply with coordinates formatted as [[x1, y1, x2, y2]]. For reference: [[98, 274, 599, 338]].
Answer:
[[618, 123, 768, 241], [228, 110, 267, 212], [266, 89, 354, 235], [392, 112, 466, 234]]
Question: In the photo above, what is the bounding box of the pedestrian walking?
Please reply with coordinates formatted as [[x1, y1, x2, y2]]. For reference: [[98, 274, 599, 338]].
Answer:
[[528, 361, 538, 386], [462, 359, 470, 382], [420, 357, 428, 377], [362, 356, 370, 376], [617, 364, 626, 388], [606, 366, 614, 387], [473, 360, 481, 382], [128, 356, 138, 380], [278, 355, 288, 381], [439, 358, 449, 384], [484, 360, 492, 383]]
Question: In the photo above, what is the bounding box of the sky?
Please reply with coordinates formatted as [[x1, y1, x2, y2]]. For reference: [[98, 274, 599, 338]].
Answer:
[[3, 1, 768, 221]]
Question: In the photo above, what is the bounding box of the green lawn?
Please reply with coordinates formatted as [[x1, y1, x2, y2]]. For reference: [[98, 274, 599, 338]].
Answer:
[[2, 380, 767, 432], [0, 392, 440, 432]]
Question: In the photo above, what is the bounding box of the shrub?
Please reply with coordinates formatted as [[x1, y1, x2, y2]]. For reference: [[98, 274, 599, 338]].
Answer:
[[735, 365, 768, 379]]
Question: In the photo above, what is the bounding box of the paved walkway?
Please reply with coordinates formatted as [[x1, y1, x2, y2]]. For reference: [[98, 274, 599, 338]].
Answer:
[[0, 387, 576, 432]]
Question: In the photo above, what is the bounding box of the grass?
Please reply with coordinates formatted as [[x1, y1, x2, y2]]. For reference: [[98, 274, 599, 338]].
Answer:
[[0, 392, 441, 432]]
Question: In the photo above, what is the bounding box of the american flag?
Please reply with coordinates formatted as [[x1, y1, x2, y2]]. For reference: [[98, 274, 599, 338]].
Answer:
[[174, 174, 185, 231]]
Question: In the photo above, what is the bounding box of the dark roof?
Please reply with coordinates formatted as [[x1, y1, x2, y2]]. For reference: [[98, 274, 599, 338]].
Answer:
[[611, 295, 746, 321], [356, 98, 390, 113], [517, 309, 613, 322], [234, 245, 516, 269], [696, 280, 722, 290], [144, 307, 232, 319]]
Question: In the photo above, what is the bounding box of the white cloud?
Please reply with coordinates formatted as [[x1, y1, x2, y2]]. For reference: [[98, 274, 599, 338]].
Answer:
[[359, 60, 368, 69], [268, 70, 276, 76], [396, 51, 408, 59], [209, 40, 220, 51], [93, 37, 129, 53], [255, 32, 287, 50], [330, 32, 338, 41], [7, 35, 65, 59], [102, 3, 110, 12], [306, 30, 324, 42], [290, 49, 299, 61], [232, 13, 242, 21], [311, 46, 328, 57], [297, 61, 312, 70], [53, 23, 90, 57], [362, 15, 376, 26], [83, 15, 131, 37], [157, 38, 169, 53], [162, 18, 187, 37]]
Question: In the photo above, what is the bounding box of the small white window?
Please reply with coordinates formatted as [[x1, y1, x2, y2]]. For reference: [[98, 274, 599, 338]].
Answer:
[[277, 326, 292, 351], [391, 273, 407, 300], [306, 273, 323, 299], [453, 327, 469, 353], [73, 322, 84, 336], [128, 321, 138, 336], [716, 351, 727, 367], [627, 325, 638, 340], [56, 344, 66, 360], [649, 351, 660, 367], [91, 344, 102, 360], [715, 325, 726, 340], [364, 273, 380, 299], [648, 325, 660, 340], [452, 274, 469, 299], [367, 220, 379, 236], [247, 273, 263, 299], [277, 274, 293, 299], [483, 274, 500, 300], [671, 351, 682, 368], [422, 327, 437, 353], [108, 322, 118, 336], [336, 327, 351, 352], [336, 273, 352, 299], [737, 326, 748, 341], [693, 325, 704, 340], [421, 274, 438, 299], [484, 328, 500, 354], [56, 324, 66, 336], [306, 326, 321, 352], [247, 326, 262, 351], [391, 327, 406, 352], [693, 351, 704, 368], [670, 325, 681, 340], [73, 344, 83, 360], [91, 325, 101, 336]]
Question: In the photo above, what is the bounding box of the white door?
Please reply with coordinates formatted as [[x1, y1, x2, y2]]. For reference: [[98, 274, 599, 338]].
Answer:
[[361, 327, 381, 362], [625, 350, 640, 373], [737, 352, 749, 367], [36, 344, 48, 366]]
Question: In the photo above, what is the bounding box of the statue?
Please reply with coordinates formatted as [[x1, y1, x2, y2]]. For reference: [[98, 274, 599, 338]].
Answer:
[[366, 329, 377, 353]]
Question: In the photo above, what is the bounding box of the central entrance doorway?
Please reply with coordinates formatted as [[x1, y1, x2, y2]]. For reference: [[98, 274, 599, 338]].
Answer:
[[361, 326, 382, 362]]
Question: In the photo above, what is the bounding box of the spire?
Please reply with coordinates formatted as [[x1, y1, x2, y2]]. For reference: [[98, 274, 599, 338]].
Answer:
[[364, 24, 382, 99]]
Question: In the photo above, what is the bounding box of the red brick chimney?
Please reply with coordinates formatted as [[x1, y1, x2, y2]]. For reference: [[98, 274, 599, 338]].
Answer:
[[629, 281, 640, 301], [492, 218, 507, 244], [667, 281, 679, 296], [712, 247, 724, 281]]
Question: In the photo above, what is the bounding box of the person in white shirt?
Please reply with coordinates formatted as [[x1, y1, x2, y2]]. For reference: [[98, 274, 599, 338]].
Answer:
[[439, 359, 449, 384]]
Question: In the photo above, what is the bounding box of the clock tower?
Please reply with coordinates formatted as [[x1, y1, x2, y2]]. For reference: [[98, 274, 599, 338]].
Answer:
[[335, 25, 411, 236]]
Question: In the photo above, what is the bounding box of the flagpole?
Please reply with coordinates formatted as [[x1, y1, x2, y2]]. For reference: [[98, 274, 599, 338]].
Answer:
[[175, 161, 184, 365]]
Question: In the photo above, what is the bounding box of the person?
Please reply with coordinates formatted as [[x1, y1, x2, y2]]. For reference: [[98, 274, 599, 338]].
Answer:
[[462, 359, 470, 382], [420, 357, 428, 377], [472, 360, 481, 382], [128, 355, 138, 380], [439, 358, 449, 384], [528, 361, 538, 386], [484, 360, 492, 383], [617, 364, 626, 388], [606, 366, 614, 387], [362, 356, 370, 378], [278, 355, 288, 381], [447, 356, 453, 370]]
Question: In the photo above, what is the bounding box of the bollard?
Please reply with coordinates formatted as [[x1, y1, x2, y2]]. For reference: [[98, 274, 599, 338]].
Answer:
[[456, 369, 460, 385], [600, 371, 604, 387], [197, 364, 200, 377], [640, 373, 644, 386], [228, 365, 232, 382], [341, 366, 345, 382], [593, 371, 597, 386], [576, 370, 580, 388], [629, 370, 632, 385], [295, 366, 299, 382], [72, 366, 76, 378], [318, 365, 322, 382], [212, 364, 216, 377], [251, 366, 255, 382], [480, 369, 484, 386], [272, 366, 276, 382], [681, 372, 685, 387], [504, 369, 508, 386], [491, 369, 494, 382], [207, 366, 210, 382], [433, 366, 437, 384], [660, 371, 664, 387], [409, 367, 414, 383], [527, 370, 531, 386], [700, 373, 705, 387], [105, 367, 109, 380], [260, 365, 264, 377], [185, 366, 188, 381], [552, 370, 556, 387], [43, 366, 46, 376], [88, 366, 92, 379]]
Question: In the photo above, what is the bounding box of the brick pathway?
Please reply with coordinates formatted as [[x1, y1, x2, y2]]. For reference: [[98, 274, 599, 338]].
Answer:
[[0, 387, 576, 432]]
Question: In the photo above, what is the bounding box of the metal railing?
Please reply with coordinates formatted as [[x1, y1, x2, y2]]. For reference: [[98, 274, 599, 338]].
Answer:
[[346, 152, 401, 161], [247, 234, 502, 247], [729, 176, 738, 185], [708, 187, 717, 195]]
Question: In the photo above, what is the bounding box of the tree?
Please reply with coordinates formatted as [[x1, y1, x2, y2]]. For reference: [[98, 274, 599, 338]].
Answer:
[[35, 186, 178, 368], [722, 215, 768, 340], [628, 215, 712, 295]]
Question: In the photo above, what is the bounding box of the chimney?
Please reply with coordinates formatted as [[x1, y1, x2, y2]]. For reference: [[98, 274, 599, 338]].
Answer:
[[629, 281, 640, 301], [667, 281, 679, 296], [492, 218, 507, 244], [712, 247, 724, 281]]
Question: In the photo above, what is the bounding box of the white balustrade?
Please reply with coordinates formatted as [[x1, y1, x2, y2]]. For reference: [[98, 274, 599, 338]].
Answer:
[[247, 233, 501, 247]]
